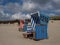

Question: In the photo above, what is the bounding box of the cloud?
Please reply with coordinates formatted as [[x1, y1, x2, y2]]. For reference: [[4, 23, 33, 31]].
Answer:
[[53, 0, 60, 3], [0, 11, 10, 17], [11, 12, 25, 19], [0, 0, 42, 20], [3, 1, 38, 14], [31, 0, 50, 5], [0, 0, 3, 4], [56, 10, 60, 12], [0, 0, 60, 20], [22, 0, 60, 13], [22, 2, 36, 11], [0, 5, 4, 11], [53, 9, 60, 15], [4, 3, 22, 14], [0, 11, 11, 20], [0, 11, 5, 16], [48, 13, 56, 16], [11, 12, 31, 20], [26, 14, 31, 19], [21, 1, 40, 13], [31, 0, 60, 12], [0, 0, 60, 13]]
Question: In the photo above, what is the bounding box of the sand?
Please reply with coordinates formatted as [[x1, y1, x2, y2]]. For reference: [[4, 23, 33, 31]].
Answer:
[[0, 20, 60, 45]]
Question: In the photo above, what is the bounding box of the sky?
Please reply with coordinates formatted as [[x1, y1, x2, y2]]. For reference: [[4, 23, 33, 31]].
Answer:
[[0, 0, 60, 20]]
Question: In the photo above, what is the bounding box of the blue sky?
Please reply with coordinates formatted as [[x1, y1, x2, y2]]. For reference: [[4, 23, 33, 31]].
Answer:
[[0, 0, 60, 20]]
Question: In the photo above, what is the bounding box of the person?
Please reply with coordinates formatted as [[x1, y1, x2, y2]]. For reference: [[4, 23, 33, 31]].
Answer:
[[18, 20, 24, 31]]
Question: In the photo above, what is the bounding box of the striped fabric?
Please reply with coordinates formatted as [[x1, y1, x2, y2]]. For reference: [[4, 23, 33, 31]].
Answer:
[[31, 18, 35, 31], [26, 18, 35, 32]]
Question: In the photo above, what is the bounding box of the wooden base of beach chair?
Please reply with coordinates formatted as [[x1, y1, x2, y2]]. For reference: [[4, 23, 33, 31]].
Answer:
[[23, 32, 33, 38]]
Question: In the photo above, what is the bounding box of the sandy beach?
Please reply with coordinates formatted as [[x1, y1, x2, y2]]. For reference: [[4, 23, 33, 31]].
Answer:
[[0, 20, 60, 45]]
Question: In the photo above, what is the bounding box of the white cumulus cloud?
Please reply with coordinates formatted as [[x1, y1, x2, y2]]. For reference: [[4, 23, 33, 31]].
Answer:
[[22, 2, 36, 11], [11, 12, 31, 20]]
